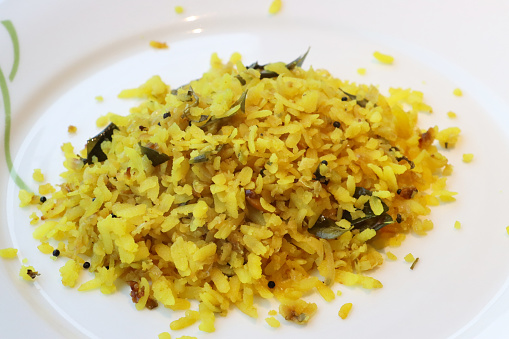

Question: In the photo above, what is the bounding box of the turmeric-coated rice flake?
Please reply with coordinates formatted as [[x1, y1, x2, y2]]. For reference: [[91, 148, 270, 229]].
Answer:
[[269, 0, 282, 14], [32, 169, 44, 182], [158, 333, 172, 339], [0, 248, 18, 259], [266, 316, 281, 328], [404, 253, 415, 262], [373, 51, 394, 64], [386, 251, 397, 260], [19, 265, 39, 281], [338, 303, 353, 319], [462, 153, 474, 163], [150, 41, 169, 49]]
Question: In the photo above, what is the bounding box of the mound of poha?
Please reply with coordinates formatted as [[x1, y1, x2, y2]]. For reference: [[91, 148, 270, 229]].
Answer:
[[21, 50, 458, 331]]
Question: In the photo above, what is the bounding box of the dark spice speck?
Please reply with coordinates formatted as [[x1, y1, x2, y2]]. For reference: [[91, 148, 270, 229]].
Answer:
[[245, 189, 256, 198], [333, 121, 341, 128], [26, 269, 40, 279], [341, 96, 348, 101], [83, 262, 91, 269], [396, 214, 402, 223], [40, 196, 47, 203], [397, 189, 402, 195], [399, 187, 418, 199], [268, 281, 276, 288], [52, 249, 60, 257]]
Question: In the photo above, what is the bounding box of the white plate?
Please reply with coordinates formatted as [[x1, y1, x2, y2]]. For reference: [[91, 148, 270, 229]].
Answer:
[[2, 1, 509, 338]]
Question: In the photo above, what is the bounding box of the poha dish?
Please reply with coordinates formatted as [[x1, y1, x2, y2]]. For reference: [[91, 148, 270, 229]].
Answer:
[[20, 50, 458, 332]]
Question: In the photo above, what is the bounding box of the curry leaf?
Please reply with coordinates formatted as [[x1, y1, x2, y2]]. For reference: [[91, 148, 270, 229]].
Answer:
[[308, 215, 349, 240], [170, 80, 199, 95], [232, 90, 247, 113], [353, 186, 372, 198], [189, 145, 223, 164], [139, 143, 170, 166], [346, 187, 393, 230], [85, 123, 118, 164], [344, 187, 392, 228], [198, 90, 248, 131], [180, 87, 200, 119], [235, 75, 247, 86], [309, 186, 394, 239], [340, 89, 368, 108], [259, 69, 279, 79], [286, 47, 310, 70], [352, 213, 393, 232], [248, 48, 311, 79], [189, 153, 209, 164]]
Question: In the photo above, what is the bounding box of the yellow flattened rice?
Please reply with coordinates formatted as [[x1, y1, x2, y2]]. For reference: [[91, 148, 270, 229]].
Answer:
[[150, 41, 169, 50], [462, 153, 474, 163], [373, 51, 394, 64], [21, 50, 458, 332], [269, 0, 282, 14], [32, 169, 44, 182], [338, 302, 352, 319], [265, 316, 281, 327], [19, 265, 39, 281], [158, 332, 172, 339], [0, 248, 18, 259], [386, 251, 397, 260], [404, 253, 415, 262]]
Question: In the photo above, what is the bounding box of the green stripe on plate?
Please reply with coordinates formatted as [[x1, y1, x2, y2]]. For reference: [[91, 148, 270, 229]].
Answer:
[[1, 20, 20, 82], [1, 20, 29, 191]]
